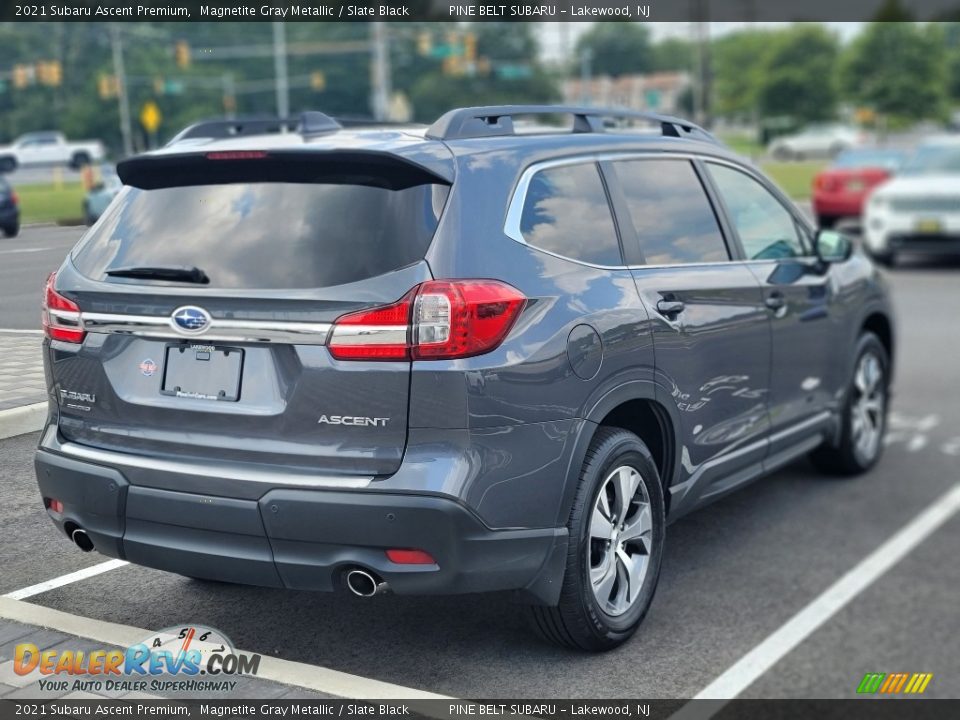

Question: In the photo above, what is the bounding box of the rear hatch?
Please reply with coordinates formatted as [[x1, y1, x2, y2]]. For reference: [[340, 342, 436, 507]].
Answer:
[[48, 148, 452, 477]]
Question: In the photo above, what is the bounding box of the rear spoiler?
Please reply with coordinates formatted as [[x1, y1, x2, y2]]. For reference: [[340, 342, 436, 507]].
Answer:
[[117, 149, 453, 191]]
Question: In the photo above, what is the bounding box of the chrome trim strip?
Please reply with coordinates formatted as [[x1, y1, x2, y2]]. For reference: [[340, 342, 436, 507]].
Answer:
[[769, 410, 832, 445], [81, 312, 332, 345], [57, 440, 373, 489], [329, 324, 409, 346]]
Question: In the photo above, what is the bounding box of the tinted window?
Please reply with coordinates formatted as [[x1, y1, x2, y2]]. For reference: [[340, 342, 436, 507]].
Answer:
[[520, 163, 621, 266], [72, 182, 448, 289], [708, 164, 806, 260], [615, 159, 728, 265]]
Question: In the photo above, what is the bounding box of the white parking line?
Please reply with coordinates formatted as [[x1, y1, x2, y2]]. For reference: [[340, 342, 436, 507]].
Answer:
[[0, 328, 44, 334], [3, 559, 129, 600], [692, 483, 960, 701], [0, 596, 450, 699]]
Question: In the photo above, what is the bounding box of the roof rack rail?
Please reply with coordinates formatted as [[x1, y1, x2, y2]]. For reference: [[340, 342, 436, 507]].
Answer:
[[424, 105, 718, 144], [167, 111, 342, 145]]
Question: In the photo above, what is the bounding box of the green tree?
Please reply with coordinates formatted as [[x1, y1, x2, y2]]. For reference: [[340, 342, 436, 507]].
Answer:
[[757, 25, 840, 124], [841, 22, 948, 123], [575, 22, 653, 77], [652, 37, 693, 72], [711, 29, 771, 120]]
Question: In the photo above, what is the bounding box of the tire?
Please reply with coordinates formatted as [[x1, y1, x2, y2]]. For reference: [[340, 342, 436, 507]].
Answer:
[[1, 223, 18, 238], [811, 332, 890, 476], [771, 145, 792, 161], [0, 156, 16, 173], [70, 152, 91, 170], [817, 214, 837, 229], [526, 427, 666, 651]]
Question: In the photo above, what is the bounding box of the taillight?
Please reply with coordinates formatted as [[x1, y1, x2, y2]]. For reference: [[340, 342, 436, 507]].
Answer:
[[10, 190, 18, 206], [328, 280, 525, 361], [42, 272, 85, 343]]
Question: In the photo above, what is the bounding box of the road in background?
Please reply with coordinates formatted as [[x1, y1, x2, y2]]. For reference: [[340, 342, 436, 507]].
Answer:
[[0, 226, 80, 329], [0, 227, 958, 699]]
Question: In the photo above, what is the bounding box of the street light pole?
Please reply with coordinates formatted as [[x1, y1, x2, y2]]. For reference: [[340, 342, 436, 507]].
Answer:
[[110, 24, 133, 157], [273, 21, 289, 118]]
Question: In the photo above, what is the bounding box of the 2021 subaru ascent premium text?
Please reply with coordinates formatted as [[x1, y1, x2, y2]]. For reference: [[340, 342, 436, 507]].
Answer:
[[36, 107, 894, 650]]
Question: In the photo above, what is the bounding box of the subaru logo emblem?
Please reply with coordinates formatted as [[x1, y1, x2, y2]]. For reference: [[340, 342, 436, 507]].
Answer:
[[170, 306, 211, 334]]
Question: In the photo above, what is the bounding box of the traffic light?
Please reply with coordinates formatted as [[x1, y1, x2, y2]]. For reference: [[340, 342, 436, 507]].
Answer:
[[98, 74, 119, 99], [36, 61, 62, 86], [175, 40, 190, 69], [464, 32, 477, 62], [48, 60, 62, 86], [310, 71, 326, 91], [417, 31, 432, 56], [12, 65, 31, 89]]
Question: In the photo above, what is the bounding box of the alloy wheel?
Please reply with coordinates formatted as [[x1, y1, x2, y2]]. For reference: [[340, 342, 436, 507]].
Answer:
[[851, 351, 886, 463], [587, 465, 653, 616]]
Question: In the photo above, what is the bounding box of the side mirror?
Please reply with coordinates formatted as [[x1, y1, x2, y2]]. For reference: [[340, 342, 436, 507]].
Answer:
[[814, 229, 853, 264]]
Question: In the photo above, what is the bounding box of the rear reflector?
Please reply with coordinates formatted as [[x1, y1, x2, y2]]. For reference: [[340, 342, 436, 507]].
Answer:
[[42, 273, 85, 344], [48, 499, 64, 513], [329, 280, 525, 362], [385, 549, 436, 565]]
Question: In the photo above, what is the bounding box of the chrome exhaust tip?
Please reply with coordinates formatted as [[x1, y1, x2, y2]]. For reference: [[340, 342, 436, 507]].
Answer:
[[345, 568, 388, 597], [70, 528, 94, 552]]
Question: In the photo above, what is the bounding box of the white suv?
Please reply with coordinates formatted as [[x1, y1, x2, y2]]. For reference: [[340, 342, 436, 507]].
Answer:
[[864, 138, 960, 266]]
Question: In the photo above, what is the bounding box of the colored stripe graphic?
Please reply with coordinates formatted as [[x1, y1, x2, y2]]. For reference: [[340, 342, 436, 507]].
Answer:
[[857, 672, 933, 694]]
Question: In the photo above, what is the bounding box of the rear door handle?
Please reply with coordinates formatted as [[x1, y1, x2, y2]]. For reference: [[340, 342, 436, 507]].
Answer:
[[656, 299, 685, 317], [765, 292, 786, 311]]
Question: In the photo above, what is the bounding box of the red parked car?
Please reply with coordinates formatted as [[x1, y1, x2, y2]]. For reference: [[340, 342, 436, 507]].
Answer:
[[812, 148, 905, 228]]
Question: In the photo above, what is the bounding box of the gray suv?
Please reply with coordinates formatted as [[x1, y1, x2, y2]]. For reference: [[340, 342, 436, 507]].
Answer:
[[35, 107, 894, 650]]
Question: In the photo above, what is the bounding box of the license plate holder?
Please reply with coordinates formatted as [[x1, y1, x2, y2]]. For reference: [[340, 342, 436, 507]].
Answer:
[[161, 344, 243, 402], [915, 218, 943, 234]]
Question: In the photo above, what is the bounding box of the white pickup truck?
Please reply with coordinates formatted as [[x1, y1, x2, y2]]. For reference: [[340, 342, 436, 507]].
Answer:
[[0, 131, 105, 172]]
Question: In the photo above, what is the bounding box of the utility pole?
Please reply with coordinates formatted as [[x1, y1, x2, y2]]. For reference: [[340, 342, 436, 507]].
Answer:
[[272, 22, 289, 118], [579, 48, 593, 106], [110, 24, 133, 157], [370, 21, 391, 121], [222, 73, 236, 119]]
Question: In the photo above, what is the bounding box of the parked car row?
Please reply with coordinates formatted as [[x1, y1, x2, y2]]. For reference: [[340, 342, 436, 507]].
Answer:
[[808, 137, 960, 266]]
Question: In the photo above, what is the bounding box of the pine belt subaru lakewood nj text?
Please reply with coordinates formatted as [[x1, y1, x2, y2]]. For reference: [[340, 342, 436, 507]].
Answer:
[[35, 106, 895, 651]]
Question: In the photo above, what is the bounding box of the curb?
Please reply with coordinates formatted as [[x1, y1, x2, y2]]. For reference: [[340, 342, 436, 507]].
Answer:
[[0, 402, 47, 440]]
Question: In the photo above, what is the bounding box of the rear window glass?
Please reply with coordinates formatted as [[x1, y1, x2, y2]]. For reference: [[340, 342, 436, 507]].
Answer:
[[72, 182, 449, 289]]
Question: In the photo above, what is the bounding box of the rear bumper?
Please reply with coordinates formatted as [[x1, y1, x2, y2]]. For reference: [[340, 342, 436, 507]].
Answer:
[[34, 441, 568, 604], [811, 193, 865, 218]]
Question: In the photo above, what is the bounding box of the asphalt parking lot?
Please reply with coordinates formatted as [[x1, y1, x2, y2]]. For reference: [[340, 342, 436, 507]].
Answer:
[[1, 225, 958, 701]]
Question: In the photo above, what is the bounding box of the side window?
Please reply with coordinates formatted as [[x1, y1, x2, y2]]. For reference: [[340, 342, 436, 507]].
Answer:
[[615, 159, 729, 265], [519, 163, 622, 266], [708, 163, 807, 260]]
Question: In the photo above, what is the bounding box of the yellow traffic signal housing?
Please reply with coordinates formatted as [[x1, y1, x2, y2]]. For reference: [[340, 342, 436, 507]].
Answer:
[[310, 71, 326, 91], [464, 33, 477, 62], [175, 40, 191, 69], [13, 65, 31, 89], [417, 32, 432, 56], [98, 74, 119, 99]]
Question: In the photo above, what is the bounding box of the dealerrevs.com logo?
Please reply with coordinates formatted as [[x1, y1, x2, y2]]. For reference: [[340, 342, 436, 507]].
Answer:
[[14, 625, 261, 695]]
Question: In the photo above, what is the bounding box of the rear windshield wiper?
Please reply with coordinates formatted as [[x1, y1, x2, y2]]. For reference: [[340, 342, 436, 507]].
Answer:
[[105, 265, 210, 284]]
